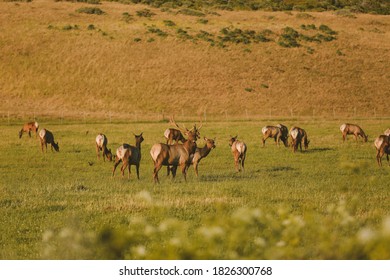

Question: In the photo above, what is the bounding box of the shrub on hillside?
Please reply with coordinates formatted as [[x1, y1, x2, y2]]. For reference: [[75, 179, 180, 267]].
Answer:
[[76, 7, 105, 15]]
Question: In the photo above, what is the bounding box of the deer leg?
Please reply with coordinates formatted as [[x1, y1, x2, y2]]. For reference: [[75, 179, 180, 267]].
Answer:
[[171, 165, 178, 178], [112, 158, 122, 177], [194, 161, 199, 177], [262, 136, 267, 147], [180, 164, 187, 182], [96, 145, 100, 160], [136, 164, 140, 179], [167, 166, 170, 176], [28, 131, 31, 137], [241, 155, 246, 171]]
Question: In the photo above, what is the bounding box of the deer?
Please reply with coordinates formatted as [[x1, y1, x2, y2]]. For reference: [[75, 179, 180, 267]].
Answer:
[[229, 136, 247, 172], [374, 135, 390, 167], [261, 124, 288, 147], [190, 137, 216, 177], [150, 119, 201, 183], [39, 128, 59, 153], [19, 121, 39, 138], [340, 123, 368, 142], [290, 127, 309, 153], [164, 117, 187, 145], [95, 134, 113, 162], [112, 133, 144, 179]]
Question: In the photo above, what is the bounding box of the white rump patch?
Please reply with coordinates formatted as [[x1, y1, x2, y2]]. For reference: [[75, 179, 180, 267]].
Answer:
[[340, 124, 347, 132], [384, 128, 390, 136], [39, 129, 46, 139], [374, 137, 384, 150], [290, 129, 298, 140], [96, 134, 104, 147], [236, 142, 246, 154], [276, 124, 282, 128], [164, 129, 170, 139], [34, 122, 39, 128], [261, 126, 268, 135], [116, 145, 128, 160], [150, 144, 162, 162]]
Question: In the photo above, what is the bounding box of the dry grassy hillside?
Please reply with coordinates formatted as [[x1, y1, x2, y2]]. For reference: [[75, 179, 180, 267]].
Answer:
[[0, 0, 389, 121]]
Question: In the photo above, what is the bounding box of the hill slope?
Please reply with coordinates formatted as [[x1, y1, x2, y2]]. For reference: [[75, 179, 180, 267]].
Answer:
[[0, 0, 389, 120]]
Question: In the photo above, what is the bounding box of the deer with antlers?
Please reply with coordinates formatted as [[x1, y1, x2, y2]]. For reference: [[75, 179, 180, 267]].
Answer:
[[150, 118, 201, 183], [164, 116, 187, 145], [112, 133, 144, 179]]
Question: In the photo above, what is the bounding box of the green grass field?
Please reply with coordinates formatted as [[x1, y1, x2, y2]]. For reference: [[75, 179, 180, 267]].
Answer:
[[1, 118, 389, 259]]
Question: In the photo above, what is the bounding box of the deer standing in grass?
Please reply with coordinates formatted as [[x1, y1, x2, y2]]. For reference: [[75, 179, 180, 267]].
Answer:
[[190, 137, 216, 177], [261, 124, 288, 147], [150, 119, 201, 183], [95, 134, 113, 162], [340, 123, 368, 142], [164, 117, 187, 145], [19, 121, 39, 138], [229, 136, 247, 172], [39, 128, 59, 153], [290, 127, 309, 153], [374, 135, 390, 167], [112, 133, 144, 179]]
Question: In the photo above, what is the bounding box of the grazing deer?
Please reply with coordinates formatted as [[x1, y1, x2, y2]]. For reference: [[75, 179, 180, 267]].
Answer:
[[39, 128, 59, 153], [95, 134, 113, 162], [190, 137, 216, 177], [112, 133, 144, 179], [261, 124, 288, 147], [19, 121, 39, 138], [290, 127, 309, 153], [374, 135, 390, 167], [229, 136, 247, 172], [340, 123, 368, 142], [384, 128, 390, 136], [150, 119, 201, 183]]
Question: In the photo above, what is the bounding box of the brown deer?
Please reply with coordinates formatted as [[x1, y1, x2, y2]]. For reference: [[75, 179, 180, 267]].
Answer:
[[340, 123, 368, 142], [374, 135, 390, 167], [290, 127, 309, 153], [19, 121, 39, 138], [150, 120, 201, 183], [39, 128, 59, 153], [190, 137, 216, 177], [261, 124, 288, 147], [112, 133, 144, 179], [95, 134, 113, 162], [229, 136, 247, 172]]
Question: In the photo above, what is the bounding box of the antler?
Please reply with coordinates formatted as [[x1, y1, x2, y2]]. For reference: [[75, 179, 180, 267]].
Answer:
[[170, 116, 188, 133]]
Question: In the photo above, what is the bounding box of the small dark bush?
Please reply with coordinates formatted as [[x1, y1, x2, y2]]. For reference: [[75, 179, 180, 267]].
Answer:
[[133, 38, 142, 42], [136, 9, 155, 17], [122, 12, 133, 23], [87, 24, 95, 30], [76, 7, 105, 15], [163, 20, 176, 27], [178, 8, 206, 17], [197, 18, 209, 24], [319, 24, 337, 35], [147, 26, 168, 37]]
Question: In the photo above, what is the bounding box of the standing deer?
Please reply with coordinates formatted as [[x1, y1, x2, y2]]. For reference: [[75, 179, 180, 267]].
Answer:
[[374, 135, 390, 167], [340, 123, 368, 142], [290, 127, 309, 153], [112, 133, 144, 179], [19, 121, 39, 138], [39, 128, 59, 153], [261, 124, 288, 147], [150, 120, 201, 183], [190, 137, 216, 177], [95, 134, 113, 162], [229, 136, 247, 172]]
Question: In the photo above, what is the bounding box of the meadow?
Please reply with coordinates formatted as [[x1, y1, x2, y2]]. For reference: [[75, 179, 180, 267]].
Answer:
[[1, 118, 389, 259]]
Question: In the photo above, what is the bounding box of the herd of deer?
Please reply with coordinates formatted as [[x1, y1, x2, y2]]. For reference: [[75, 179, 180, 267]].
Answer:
[[18, 119, 390, 183]]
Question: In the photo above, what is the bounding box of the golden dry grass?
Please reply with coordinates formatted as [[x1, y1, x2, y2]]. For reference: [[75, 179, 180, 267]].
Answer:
[[0, 0, 389, 121]]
